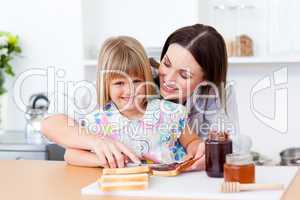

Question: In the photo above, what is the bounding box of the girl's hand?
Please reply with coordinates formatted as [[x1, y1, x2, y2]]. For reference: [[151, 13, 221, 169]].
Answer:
[[183, 140, 205, 171], [90, 137, 141, 168]]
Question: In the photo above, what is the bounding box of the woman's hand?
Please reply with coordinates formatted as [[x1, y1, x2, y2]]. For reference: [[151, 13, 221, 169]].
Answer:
[[90, 137, 141, 168], [184, 140, 205, 171]]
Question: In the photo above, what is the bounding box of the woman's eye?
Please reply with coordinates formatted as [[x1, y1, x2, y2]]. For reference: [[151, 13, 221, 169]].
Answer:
[[163, 61, 171, 68], [180, 75, 188, 79], [180, 72, 190, 79], [133, 80, 142, 83]]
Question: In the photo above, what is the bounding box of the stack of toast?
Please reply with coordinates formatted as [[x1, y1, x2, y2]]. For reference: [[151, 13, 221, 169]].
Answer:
[[98, 158, 198, 191], [99, 166, 150, 191]]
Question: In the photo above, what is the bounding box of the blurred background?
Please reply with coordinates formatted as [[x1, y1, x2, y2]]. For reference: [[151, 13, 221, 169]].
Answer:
[[0, 0, 299, 162]]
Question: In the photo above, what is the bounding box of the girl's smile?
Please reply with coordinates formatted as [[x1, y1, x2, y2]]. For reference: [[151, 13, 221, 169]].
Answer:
[[120, 95, 135, 102], [109, 75, 146, 119]]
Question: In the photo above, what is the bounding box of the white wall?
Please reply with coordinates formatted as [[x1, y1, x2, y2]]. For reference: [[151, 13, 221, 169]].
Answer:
[[229, 63, 300, 161], [0, 0, 84, 130], [82, 0, 200, 59], [1, 0, 200, 130]]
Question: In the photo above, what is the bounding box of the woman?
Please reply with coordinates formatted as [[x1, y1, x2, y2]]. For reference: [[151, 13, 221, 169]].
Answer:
[[41, 24, 238, 170], [155, 24, 239, 138]]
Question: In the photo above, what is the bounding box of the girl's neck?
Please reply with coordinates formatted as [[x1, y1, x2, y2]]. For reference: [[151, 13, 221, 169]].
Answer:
[[119, 103, 147, 120]]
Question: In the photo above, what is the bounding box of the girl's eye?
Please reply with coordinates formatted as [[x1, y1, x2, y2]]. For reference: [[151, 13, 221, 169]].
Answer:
[[113, 81, 124, 86], [133, 80, 142, 83]]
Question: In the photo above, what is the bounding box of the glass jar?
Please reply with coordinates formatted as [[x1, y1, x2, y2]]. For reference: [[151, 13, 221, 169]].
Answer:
[[205, 131, 232, 177], [208, 0, 261, 57], [224, 153, 255, 183]]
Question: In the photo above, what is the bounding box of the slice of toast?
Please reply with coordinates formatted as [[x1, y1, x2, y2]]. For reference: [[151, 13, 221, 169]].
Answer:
[[99, 165, 151, 192], [150, 158, 199, 176], [102, 165, 150, 175], [150, 163, 181, 176], [100, 173, 149, 183], [99, 181, 148, 192]]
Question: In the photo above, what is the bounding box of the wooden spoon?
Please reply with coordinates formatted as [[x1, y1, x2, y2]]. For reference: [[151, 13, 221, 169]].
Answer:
[[220, 182, 284, 193]]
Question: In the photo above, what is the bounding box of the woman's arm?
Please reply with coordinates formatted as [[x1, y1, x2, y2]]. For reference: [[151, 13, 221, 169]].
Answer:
[[179, 125, 205, 171], [179, 125, 202, 154], [179, 125, 201, 149]]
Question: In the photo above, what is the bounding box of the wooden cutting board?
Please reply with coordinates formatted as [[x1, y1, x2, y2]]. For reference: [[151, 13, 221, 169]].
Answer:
[[81, 166, 298, 200]]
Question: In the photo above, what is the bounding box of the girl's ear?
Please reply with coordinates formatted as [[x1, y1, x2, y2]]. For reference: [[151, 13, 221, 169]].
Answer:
[[149, 57, 160, 68]]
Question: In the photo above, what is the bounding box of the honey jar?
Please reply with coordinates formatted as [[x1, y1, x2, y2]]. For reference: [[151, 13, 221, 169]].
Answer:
[[224, 153, 255, 183], [205, 131, 232, 178]]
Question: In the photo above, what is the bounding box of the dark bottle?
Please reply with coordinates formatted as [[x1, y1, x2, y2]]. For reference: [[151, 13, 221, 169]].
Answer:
[[205, 131, 232, 178]]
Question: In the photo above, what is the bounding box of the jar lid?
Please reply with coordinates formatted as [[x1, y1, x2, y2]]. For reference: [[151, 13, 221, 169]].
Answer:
[[226, 153, 253, 165], [208, 131, 230, 141]]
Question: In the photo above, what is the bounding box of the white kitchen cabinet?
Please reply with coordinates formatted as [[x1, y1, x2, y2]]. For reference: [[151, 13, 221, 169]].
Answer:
[[0, 131, 48, 160], [268, 0, 300, 55], [201, 0, 300, 57], [0, 151, 47, 160]]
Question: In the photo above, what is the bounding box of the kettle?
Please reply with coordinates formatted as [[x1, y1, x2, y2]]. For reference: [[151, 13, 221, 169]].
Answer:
[[25, 93, 50, 143]]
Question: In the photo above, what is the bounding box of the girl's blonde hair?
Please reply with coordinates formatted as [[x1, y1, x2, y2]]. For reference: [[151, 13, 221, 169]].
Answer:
[[97, 36, 156, 107]]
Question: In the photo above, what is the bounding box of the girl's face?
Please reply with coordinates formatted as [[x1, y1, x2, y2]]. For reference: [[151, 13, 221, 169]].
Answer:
[[159, 43, 205, 103], [109, 75, 146, 116]]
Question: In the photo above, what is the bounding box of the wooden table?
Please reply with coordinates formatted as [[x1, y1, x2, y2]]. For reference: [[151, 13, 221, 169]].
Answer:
[[0, 160, 299, 200]]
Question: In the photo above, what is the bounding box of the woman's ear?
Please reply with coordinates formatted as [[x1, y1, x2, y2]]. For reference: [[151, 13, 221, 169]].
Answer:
[[201, 80, 208, 86]]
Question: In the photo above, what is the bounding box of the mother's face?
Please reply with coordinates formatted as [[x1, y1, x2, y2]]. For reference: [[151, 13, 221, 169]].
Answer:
[[159, 44, 204, 102]]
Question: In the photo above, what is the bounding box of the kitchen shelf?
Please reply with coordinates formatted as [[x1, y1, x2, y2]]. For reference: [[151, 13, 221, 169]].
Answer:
[[84, 56, 300, 67], [228, 56, 300, 64]]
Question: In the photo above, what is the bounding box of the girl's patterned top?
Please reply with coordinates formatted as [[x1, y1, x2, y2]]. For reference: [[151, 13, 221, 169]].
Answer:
[[82, 99, 188, 164]]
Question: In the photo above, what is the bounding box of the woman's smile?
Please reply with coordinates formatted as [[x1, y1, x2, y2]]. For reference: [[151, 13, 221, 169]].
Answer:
[[159, 44, 204, 102], [161, 80, 178, 93]]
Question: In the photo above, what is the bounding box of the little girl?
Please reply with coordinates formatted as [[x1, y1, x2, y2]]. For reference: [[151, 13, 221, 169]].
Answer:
[[64, 36, 203, 166]]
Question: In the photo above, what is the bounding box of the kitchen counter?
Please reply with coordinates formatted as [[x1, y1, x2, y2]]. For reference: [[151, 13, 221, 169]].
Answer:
[[0, 160, 298, 200]]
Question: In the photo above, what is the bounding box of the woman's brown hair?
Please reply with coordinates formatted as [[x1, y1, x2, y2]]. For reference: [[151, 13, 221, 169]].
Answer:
[[160, 24, 228, 104]]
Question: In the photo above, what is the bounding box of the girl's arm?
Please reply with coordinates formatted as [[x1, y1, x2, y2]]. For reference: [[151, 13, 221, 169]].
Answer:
[[42, 114, 96, 150], [64, 148, 102, 167], [64, 148, 130, 168], [41, 114, 140, 168]]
